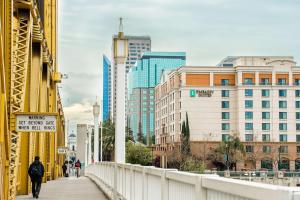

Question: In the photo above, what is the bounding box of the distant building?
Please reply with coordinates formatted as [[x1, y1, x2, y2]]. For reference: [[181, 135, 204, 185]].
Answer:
[[127, 52, 186, 144], [103, 55, 111, 121], [68, 132, 77, 152], [155, 56, 300, 171], [111, 35, 151, 121], [76, 124, 93, 166]]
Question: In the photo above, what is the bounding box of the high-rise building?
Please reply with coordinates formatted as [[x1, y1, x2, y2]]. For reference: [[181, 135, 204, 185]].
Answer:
[[103, 55, 111, 121], [127, 52, 186, 143], [155, 56, 300, 170], [111, 36, 151, 121]]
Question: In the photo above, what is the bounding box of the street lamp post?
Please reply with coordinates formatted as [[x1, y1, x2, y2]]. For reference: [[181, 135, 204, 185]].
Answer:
[[113, 18, 128, 163], [93, 102, 100, 163]]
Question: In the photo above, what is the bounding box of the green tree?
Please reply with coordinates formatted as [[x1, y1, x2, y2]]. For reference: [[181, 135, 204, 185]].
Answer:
[[126, 141, 153, 165], [137, 122, 143, 143], [126, 126, 134, 142], [180, 156, 206, 173], [181, 113, 191, 156], [212, 134, 245, 170], [101, 119, 115, 161]]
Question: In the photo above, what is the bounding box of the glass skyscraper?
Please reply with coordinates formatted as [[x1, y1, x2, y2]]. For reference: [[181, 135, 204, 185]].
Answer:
[[102, 55, 111, 121], [127, 52, 186, 143]]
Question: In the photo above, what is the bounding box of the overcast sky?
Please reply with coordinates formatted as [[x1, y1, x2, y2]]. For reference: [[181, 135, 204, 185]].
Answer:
[[58, 0, 300, 134]]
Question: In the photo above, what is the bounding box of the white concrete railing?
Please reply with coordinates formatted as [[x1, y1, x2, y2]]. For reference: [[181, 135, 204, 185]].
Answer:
[[85, 162, 300, 200]]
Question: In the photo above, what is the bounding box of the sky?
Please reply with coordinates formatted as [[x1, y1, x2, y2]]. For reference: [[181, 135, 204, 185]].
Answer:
[[58, 0, 300, 134]]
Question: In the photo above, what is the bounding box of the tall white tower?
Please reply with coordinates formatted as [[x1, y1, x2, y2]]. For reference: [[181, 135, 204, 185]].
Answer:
[[113, 18, 128, 163], [93, 102, 100, 163]]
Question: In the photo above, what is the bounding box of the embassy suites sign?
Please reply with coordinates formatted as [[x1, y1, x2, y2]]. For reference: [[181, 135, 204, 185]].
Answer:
[[190, 89, 214, 97]]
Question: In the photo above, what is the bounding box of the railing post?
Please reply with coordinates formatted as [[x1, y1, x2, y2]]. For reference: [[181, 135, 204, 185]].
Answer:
[[130, 165, 134, 200], [195, 175, 206, 200], [113, 163, 117, 200], [142, 166, 146, 200], [161, 170, 168, 200]]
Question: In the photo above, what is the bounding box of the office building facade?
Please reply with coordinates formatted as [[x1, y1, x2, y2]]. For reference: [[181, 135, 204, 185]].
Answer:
[[155, 56, 300, 170], [111, 36, 151, 121], [127, 52, 186, 143], [103, 55, 111, 121]]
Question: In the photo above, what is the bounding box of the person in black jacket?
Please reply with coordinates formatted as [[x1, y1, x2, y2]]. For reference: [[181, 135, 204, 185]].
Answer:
[[28, 156, 45, 199]]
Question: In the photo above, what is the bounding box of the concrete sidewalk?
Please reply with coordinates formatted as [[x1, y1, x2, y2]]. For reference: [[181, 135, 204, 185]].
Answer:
[[17, 177, 108, 200]]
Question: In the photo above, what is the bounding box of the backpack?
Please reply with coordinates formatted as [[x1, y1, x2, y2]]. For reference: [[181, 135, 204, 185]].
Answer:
[[75, 162, 80, 168], [30, 164, 42, 177]]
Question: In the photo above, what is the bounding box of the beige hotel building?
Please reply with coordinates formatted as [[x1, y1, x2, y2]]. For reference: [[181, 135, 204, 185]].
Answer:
[[155, 56, 300, 170]]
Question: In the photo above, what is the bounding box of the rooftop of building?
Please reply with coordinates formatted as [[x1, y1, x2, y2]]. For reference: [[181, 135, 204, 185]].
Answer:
[[217, 56, 296, 67], [113, 35, 151, 40], [103, 54, 110, 63], [142, 52, 186, 57]]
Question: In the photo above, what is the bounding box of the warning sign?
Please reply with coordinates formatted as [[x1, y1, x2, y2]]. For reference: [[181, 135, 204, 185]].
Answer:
[[58, 147, 68, 154], [15, 113, 57, 132]]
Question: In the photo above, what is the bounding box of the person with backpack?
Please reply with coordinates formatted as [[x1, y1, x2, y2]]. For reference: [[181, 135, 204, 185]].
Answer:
[[28, 156, 45, 199], [75, 159, 81, 178], [62, 162, 68, 177]]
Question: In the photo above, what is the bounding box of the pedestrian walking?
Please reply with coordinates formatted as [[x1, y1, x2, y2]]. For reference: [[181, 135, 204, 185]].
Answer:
[[62, 162, 68, 177], [28, 156, 44, 199], [75, 159, 81, 178]]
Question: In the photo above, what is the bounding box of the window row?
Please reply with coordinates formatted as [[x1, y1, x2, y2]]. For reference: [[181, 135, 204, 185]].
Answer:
[[221, 90, 300, 98], [222, 134, 300, 142], [221, 100, 300, 109], [221, 122, 300, 131]]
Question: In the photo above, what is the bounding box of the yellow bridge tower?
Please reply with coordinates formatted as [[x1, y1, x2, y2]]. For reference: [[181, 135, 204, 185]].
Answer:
[[0, 0, 65, 199]]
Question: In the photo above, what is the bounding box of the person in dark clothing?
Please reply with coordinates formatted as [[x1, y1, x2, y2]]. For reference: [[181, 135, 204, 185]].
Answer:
[[75, 159, 81, 178], [62, 162, 67, 177], [28, 156, 44, 199]]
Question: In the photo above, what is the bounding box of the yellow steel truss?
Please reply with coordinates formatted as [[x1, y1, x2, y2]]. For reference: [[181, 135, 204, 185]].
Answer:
[[8, 10, 32, 200], [1, 0, 65, 199]]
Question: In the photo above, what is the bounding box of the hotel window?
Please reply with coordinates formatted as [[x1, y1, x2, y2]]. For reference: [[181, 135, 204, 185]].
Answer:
[[245, 89, 253, 97], [260, 78, 270, 85], [296, 112, 300, 120], [279, 123, 287, 131], [222, 101, 229, 109], [262, 89, 270, 97], [262, 123, 270, 131], [279, 101, 287, 108], [245, 145, 253, 153], [245, 100, 253, 108], [278, 78, 287, 85], [262, 134, 270, 142], [222, 134, 230, 141], [279, 90, 287, 97], [279, 146, 288, 153], [280, 134, 287, 142], [279, 112, 287, 120], [245, 123, 253, 131], [222, 90, 229, 97], [263, 146, 271, 153], [245, 134, 253, 141], [296, 101, 300, 109], [244, 78, 253, 85], [295, 79, 300, 86], [222, 123, 230, 131], [222, 112, 230, 120], [262, 112, 270, 119], [221, 79, 229, 86], [297, 146, 300, 153], [262, 100, 270, 108], [296, 90, 300, 97], [297, 123, 300, 131], [245, 112, 253, 119], [297, 135, 300, 142]]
